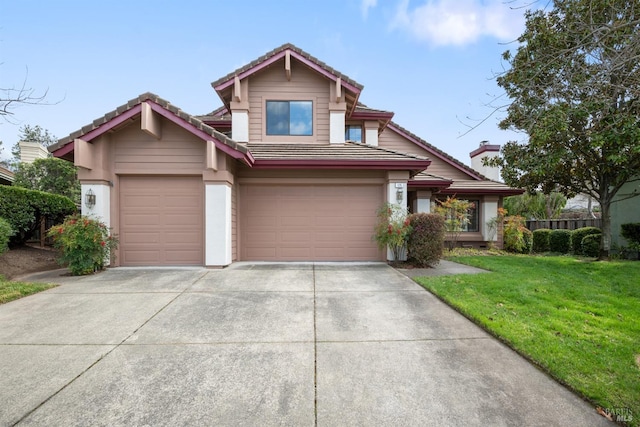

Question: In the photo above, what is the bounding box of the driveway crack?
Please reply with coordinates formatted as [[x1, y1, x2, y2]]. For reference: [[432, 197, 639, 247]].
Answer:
[[12, 270, 209, 426], [313, 263, 318, 427]]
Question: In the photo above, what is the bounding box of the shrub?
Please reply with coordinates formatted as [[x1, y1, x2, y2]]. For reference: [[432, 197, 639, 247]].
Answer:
[[0, 185, 76, 245], [0, 218, 13, 255], [549, 229, 572, 253], [407, 213, 445, 267], [581, 234, 601, 258], [503, 215, 531, 253], [532, 228, 551, 253], [523, 228, 533, 254], [373, 203, 412, 261], [570, 227, 602, 254], [47, 215, 118, 275], [433, 197, 473, 250], [621, 223, 640, 246]]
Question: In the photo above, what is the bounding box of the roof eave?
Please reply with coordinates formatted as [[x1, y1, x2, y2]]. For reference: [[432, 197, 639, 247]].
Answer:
[[252, 159, 431, 170], [440, 188, 525, 196]]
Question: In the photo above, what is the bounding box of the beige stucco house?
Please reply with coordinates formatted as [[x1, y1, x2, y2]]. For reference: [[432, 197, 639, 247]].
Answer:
[[49, 44, 521, 267]]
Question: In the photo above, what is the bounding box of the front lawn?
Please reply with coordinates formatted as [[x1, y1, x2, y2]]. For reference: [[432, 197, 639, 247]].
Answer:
[[0, 275, 57, 304], [415, 256, 639, 425]]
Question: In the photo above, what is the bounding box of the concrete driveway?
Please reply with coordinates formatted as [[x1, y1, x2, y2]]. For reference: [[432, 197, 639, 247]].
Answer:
[[0, 263, 609, 426]]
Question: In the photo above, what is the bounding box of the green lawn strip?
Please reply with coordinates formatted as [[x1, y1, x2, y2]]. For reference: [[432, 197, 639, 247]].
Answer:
[[415, 256, 640, 425], [0, 276, 57, 304]]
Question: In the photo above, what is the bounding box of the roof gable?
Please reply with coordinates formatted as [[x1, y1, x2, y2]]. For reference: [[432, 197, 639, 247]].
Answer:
[[49, 93, 251, 164], [211, 43, 363, 114]]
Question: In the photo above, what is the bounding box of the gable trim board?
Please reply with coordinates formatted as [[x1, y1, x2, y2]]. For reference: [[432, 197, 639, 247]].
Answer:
[[51, 43, 522, 267]]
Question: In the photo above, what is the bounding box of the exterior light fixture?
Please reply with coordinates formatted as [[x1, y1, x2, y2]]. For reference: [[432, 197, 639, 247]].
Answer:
[[85, 189, 96, 209], [395, 183, 404, 204]]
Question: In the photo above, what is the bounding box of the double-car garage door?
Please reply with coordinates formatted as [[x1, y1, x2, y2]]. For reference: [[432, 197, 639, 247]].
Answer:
[[119, 178, 383, 265], [240, 184, 383, 261]]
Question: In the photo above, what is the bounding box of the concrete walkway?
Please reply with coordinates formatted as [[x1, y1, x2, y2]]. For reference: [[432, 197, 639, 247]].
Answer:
[[0, 263, 609, 426]]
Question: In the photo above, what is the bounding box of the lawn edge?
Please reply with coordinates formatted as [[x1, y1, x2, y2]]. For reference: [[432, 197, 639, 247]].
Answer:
[[413, 275, 615, 423]]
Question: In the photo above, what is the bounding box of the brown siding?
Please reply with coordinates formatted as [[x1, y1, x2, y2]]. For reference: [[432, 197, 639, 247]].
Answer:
[[248, 59, 330, 143], [379, 128, 472, 181], [112, 119, 205, 174]]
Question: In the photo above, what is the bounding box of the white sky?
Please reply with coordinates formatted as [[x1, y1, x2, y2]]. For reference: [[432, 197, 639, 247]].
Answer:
[[0, 0, 531, 165]]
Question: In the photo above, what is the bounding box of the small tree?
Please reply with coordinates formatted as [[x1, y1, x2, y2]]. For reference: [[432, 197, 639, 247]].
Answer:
[[373, 203, 412, 261], [434, 196, 473, 250]]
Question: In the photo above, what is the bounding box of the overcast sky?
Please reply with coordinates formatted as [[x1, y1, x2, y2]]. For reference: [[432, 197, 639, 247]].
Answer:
[[0, 0, 532, 165]]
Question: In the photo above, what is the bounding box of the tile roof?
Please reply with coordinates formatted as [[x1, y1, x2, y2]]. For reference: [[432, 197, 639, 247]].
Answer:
[[441, 179, 523, 195], [49, 92, 247, 155], [247, 142, 428, 162], [386, 121, 489, 181], [211, 43, 363, 91]]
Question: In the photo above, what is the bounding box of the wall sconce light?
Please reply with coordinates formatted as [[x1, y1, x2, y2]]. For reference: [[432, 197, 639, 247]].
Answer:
[[395, 183, 404, 204], [85, 189, 96, 209]]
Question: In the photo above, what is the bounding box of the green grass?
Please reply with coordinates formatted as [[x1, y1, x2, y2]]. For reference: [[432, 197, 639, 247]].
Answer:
[[415, 256, 640, 425], [0, 275, 57, 304]]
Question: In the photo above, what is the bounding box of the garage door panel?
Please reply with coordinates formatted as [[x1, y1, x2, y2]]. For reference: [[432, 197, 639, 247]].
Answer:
[[241, 184, 383, 261], [120, 176, 203, 266]]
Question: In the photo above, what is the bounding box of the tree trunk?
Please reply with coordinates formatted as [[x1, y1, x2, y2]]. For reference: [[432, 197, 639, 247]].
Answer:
[[599, 200, 611, 260]]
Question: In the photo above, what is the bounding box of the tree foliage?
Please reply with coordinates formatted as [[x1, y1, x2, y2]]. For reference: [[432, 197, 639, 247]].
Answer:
[[490, 0, 640, 258], [13, 157, 80, 204], [504, 192, 567, 219]]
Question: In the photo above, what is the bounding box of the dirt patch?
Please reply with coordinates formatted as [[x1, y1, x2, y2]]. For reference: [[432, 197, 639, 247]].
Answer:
[[0, 245, 62, 280]]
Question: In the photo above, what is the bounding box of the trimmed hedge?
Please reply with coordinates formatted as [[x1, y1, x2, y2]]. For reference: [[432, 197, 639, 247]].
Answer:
[[549, 229, 571, 253], [407, 213, 445, 267], [0, 185, 76, 245], [0, 217, 12, 255], [571, 227, 602, 254], [532, 228, 551, 253], [522, 228, 533, 254], [621, 223, 640, 245], [581, 234, 601, 258]]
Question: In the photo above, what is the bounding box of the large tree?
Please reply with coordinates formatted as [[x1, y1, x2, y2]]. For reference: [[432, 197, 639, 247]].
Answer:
[[492, 0, 640, 258], [13, 157, 80, 204]]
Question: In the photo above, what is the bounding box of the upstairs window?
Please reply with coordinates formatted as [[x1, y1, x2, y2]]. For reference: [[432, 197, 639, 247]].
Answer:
[[345, 125, 362, 142], [266, 101, 313, 136]]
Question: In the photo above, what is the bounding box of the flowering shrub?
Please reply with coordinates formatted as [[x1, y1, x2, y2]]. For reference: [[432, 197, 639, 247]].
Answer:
[[47, 215, 118, 275], [373, 203, 412, 261]]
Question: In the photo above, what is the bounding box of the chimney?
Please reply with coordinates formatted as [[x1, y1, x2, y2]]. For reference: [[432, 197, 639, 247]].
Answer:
[[18, 141, 49, 164], [470, 141, 501, 181]]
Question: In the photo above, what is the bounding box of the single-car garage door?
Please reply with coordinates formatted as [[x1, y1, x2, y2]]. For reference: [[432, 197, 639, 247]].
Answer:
[[240, 184, 383, 261], [120, 176, 203, 266]]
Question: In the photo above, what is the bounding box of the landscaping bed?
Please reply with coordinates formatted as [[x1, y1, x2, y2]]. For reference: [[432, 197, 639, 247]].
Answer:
[[415, 255, 639, 425]]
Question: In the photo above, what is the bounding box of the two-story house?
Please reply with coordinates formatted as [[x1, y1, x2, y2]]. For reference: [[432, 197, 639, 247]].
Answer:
[[49, 44, 521, 267]]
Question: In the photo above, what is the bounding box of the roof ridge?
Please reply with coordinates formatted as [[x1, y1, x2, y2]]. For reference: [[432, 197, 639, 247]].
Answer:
[[210, 43, 363, 91]]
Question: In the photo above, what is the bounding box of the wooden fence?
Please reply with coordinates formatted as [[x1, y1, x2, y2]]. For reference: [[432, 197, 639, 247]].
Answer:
[[526, 218, 602, 231]]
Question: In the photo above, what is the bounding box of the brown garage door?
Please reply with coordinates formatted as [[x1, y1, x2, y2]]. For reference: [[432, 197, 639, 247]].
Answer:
[[240, 184, 383, 261], [120, 176, 203, 266]]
